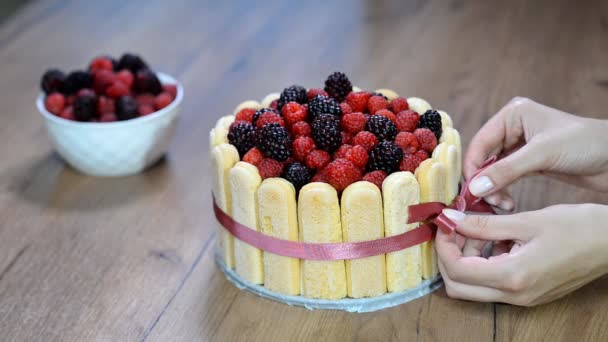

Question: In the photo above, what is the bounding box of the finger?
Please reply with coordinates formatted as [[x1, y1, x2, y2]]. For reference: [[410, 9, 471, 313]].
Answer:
[[484, 191, 515, 212], [462, 238, 488, 257], [443, 209, 535, 241], [438, 258, 507, 302]]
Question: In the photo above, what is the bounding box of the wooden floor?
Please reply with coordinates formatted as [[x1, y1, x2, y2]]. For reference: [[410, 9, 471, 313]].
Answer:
[[1, 0, 607, 341]]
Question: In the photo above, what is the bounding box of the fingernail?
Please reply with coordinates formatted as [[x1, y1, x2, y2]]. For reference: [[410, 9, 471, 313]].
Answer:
[[484, 194, 499, 206], [469, 176, 494, 196], [442, 209, 466, 221], [499, 200, 514, 211]]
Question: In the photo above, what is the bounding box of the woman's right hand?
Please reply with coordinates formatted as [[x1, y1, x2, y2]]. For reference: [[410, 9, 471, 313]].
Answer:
[[464, 97, 608, 210]]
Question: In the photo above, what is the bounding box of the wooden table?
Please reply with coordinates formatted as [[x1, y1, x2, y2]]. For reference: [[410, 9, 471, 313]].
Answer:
[[1, 0, 607, 341]]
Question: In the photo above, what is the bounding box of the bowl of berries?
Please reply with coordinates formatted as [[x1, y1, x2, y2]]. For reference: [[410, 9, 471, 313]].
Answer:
[[36, 53, 183, 177]]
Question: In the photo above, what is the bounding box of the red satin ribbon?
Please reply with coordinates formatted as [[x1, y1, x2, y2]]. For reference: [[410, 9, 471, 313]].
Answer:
[[212, 156, 497, 261]]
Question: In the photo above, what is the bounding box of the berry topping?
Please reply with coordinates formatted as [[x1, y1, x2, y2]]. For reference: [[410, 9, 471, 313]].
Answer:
[[92, 69, 116, 94], [326, 158, 362, 191], [256, 123, 293, 161], [228, 122, 257, 157], [162, 84, 177, 99], [73, 94, 97, 121], [399, 153, 422, 173], [324, 72, 352, 102], [352, 131, 379, 151], [367, 95, 389, 114], [116, 70, 134, 89], [311, 113, 342, 153], [362, 170, 387, 190], [333, 144, 353, 159], [340, 102, 353, 115], [367, 141, 403, 173], [135, 94, 156, 107], [417, 109, 443, 140], [291, 121, 311, 137], [235, 108, 257, 123], [138, 104, 155, 116], [106, 81, 130, 98], [395, 110, 420, 133], [365, 115, 397, 141], [305, 149, 331, 170], [44, 93, 66, 115], [306, 88, 329, 100], [115, 96, 138, 121], [259, 158, 284, 179], [345, 145, 369, 169], [59, 106, 75, 121], [292, 136, 316, 161], [252, 108, 280, 127], [89, 56, 114, 72], [243, 147, 265, 166], [415, 149, 429, 162], [41, 69, 65, 94], [281, 102, 307, 126], [96, 96, 115, 115], [346, 91, 372, 113], [394, 131, 420, 154], [283, 162, 311, 191], [117, 53, 148, 73], [414, 128, 438, 153], [391, 97, 409, 113], [135, 69, 162, 95], [308, 95, 342, 120], [99, 112, 117, 122], [255, 112, 284, 129], [277, 85, 307, 109], [341, 131, 353, 145], [311, 169, 329, 183], [64, 71, 93, 94], [374, 109, 396, 124]]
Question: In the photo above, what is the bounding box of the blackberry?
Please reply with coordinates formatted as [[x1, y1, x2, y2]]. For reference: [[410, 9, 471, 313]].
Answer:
[[367, 141, 403, 173], [283, 162, 311, 192], [324, 72, 352, 102], [311, 114, 341, 153], [117, 53, 148, 73], [134, 69, 162, 95], [277, 85, 307, 109], [73, 94, 97, 121], [64, 70, 93, 94], [252, 108, 280, 127], [228, 122, 257, 157], [115, 96, 139, 121], [366, 115, 397, 141], [256, 123, 292, 161], [40, 69, 65, 94], [418, 110, 443, 140], [371, 92, 388, 100], [308, 95, 342, 121]]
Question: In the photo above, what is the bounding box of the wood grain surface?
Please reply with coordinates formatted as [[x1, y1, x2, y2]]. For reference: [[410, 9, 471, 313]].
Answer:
[[1, 0, 607, 341]]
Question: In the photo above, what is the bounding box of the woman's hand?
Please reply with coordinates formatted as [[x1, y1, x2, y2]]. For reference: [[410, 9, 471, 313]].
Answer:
[[464, 97, 608, 210], [436, 204, 608, 306]]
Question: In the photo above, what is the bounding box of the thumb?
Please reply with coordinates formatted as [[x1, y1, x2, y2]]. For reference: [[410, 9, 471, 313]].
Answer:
[[442, 209, 535, 241], [468, 143, 546, 197]]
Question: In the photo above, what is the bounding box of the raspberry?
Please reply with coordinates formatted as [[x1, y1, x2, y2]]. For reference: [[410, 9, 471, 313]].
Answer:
[[340, 102, 353, 114], [97, 96, 115, 115], [100, 112, 117, 122], [258, 158, 284, 179], [228, 122, 257, 157], [255, 112, 284, 129], [278, 85, 307, 109], [346, 91, 372, 113], [64, 70, 93, 94], [368, 141, 403, 173], [138, 104, 155, 116], [235, 108, 257, 123], [333, 144, 353, 159], [326, 158, 362, 191], [341, 112, 366, 134], [414, 128, 438, 153], [394, 132, 420, 154], [399, 153, 421, 173], [391, 97, 409, 113], [283, 162, 311, 191], [311, 169, 329, 183], [59, 106, 75, 121], [89, 56, 114, 72], [308, 95, 342, 120], [341, 131, 353, 145], [135, 69, 162, 95], [281, 102, 307, 126], [117, 53, 148, 73], [252, 108, 280, 127], [106, 81, 130, 98], [362, 170, 387, 190], [367, 95, 389, 114], [44, 93, 66, 115], [324, 72, 352, 102], [345, 145, 369, 169], [92, 69, 115, 94], [256, 123, 292, 161], [163, 84, 178, 99], [243, 147, 265, 166], [418, 110, 443, 140], [293, 136, 316, 161], [77, 88, 96, 97], [291, 121, 311, 137], [366, 115, 397, 141], [395, 110, 420, 132], [269, 99, 278, 109], [374, 109, 396, 124], [311, 113, 342, 153], [116, 70, 134, 89], [353, 131, 378, 151], [307, 88, 329, 100], [73, 94, 97, 121], [155, 92, 173, 110], [415, 149, 429, 162], [41, 69, 65, 94], [305, 150, 331, 170], [135, 94, 156, 107], [372, 92, 388, 100], [115, 96, 138, 121]]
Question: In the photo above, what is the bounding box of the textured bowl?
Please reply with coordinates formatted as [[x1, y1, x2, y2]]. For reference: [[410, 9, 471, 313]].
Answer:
[[36, 72, 183, 177]]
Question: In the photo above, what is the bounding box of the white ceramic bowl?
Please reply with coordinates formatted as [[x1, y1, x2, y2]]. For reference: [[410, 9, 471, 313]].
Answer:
[[36, 72, 183, 177]]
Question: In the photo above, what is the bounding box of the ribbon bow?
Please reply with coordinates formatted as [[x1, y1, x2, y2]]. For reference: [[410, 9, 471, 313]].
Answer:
[[407, 156, 497, 235]]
